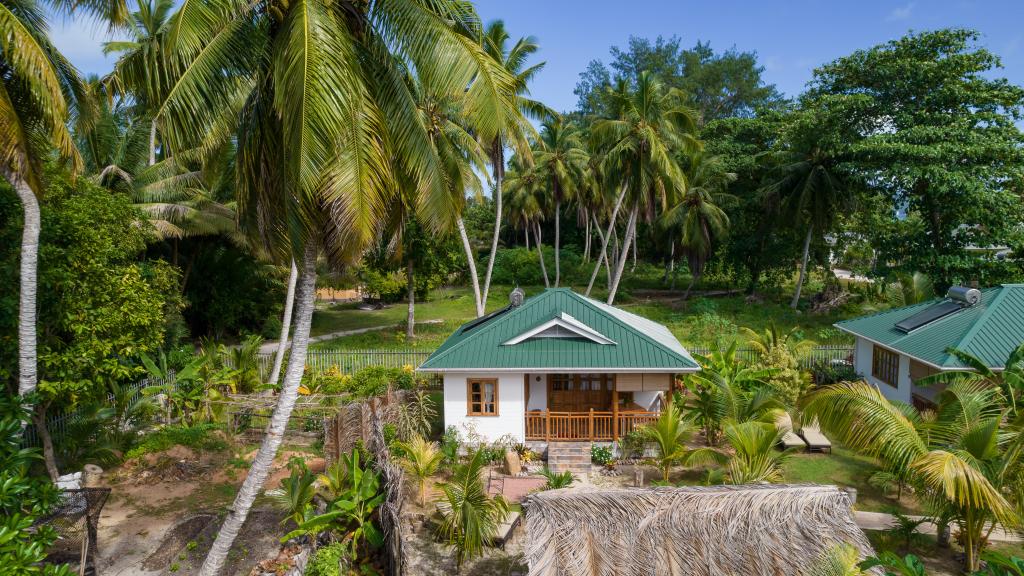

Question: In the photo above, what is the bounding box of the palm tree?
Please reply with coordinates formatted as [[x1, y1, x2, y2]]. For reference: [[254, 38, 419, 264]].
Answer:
[[723, 421, 791, 484], [395, 435, 442, 506], [920, 343, 1024, 419], [505, 158, 550, 287], [591, 71, 699, 304], [102, 0, 177, 165], [759, 115, 852, 309], [476, 20, 551, 314], [660, 152, 735, 299], [156, 1, 518, 572], [437, 449, 510, 572], [740, 324, 816, 358], [886, 272, 935, 307], [532, 117, 588, 286], [802, 380, 1023, 571], [1, 0, 130, 399], [641, 396, 724, 481]]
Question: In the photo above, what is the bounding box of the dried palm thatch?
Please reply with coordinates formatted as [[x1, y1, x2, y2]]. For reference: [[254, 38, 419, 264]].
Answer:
[[523, 484, 879, 576]]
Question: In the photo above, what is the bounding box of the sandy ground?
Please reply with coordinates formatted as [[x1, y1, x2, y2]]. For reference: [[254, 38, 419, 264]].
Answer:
[[94, 444, 323, 576]]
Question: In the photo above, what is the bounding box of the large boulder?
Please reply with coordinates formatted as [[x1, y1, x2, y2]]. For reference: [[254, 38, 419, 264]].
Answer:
[[503, 450, 521, 476]]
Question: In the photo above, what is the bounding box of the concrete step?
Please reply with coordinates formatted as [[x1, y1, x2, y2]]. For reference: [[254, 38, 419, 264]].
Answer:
[[547, 441, 593, 476]]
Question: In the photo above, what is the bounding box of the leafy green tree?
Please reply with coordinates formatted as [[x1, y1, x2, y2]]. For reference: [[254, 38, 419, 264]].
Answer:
[[808, 29, 1024, 287], [532, 117, 589, 286], [437, 448, 510, 572]]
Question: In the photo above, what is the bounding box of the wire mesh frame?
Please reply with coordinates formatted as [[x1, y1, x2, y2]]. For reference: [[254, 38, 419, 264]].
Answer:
[[33, 488, 111, 572]]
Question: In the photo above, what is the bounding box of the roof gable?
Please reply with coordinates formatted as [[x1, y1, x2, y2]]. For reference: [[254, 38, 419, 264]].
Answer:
[[419, 289, 698, 372], [836, 284, 1024, 369]]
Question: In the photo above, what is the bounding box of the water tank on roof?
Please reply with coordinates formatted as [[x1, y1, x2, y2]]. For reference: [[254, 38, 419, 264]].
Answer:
[[947, 286, 982, 306]]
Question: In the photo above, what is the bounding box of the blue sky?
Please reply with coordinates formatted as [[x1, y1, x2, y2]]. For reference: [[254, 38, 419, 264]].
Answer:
[[54, 0, 1024, 112]]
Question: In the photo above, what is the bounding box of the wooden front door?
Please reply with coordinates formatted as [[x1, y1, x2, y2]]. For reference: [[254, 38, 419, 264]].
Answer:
[[547, 374, 613, 412]]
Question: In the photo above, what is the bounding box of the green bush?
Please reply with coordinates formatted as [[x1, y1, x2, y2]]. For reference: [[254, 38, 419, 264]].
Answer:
[[359, 268, 405, 303], [304, 542, 348, 576], [347, 366, 417, 398], [126, 424, 228, 459], [591, 445, 613, 465]]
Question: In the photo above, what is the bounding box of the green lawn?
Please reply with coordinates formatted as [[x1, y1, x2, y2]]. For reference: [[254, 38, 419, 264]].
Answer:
[[310, 283, 861, 350], [781, 446, 925, 514]]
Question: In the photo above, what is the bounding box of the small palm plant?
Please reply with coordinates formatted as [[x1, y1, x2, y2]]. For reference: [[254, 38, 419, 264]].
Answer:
[[723, 421, 792, 484], [436, 449, 510, 572], [266, 459, 317, 528], [642, 397, 725, 481], [539, 468, 574, 489], [395, 434, 442, 506]]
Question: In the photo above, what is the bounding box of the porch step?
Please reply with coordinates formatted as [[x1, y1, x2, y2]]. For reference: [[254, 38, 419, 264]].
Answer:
[[547, 441, 592, 476]]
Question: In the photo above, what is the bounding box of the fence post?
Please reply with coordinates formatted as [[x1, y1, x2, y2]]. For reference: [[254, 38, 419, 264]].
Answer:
[[545, 409, 550, 443], [588, 408, 594, 441], [612, 389, 619, 442]]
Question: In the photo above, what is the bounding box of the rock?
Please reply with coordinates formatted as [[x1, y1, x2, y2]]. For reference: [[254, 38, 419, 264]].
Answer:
[[56, 471, 82, 490], [503, 450, 521, 476], [83, 464, 104, 487]]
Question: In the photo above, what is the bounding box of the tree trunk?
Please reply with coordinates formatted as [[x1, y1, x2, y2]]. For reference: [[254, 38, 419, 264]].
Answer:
[[8, 173, 39, 397], [583, 214, 591, 262], [553, 197, 561, 287], [457, 217, 484, 317], [149, 120, 158, 166], [790, 223, 814, 309], [682, 273, 697, 301], [198, 242, 319, 576], [32, 404, 59, 481], [406, 257, 415, 340], [268, 260, 298, 387], [481, 149, 503, 309], [631, 227, 637, 272], [586, 186, 626, 296], [534, 222, 549, 288], [607, 203, 638, 305], [590, 214, 613, 296]]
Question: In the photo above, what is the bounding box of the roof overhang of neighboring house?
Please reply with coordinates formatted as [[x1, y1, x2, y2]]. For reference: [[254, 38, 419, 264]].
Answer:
[[835, 284, 1024, 371], [418, 288, 699, 373]]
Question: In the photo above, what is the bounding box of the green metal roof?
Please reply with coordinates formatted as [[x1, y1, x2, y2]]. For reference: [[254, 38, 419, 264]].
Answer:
[[419, 288, 699, 372], [835, 284, 1024, 370]]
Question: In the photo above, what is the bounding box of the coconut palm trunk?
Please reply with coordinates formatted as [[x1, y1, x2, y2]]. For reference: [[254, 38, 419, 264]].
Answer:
[[790, 222, 813, 309], [481, 144, 503, 308], [148, 120, 157, 166], [268, 260, 297, 386], [533, 222, 549, 288], [406, 257, 415, 339], [553, 195, 561, 287], [32, 404, 59, 480], [457, 217, 484, 317], [590, 214, 613, 292], [586, 186, 625, 296], [606, 202, 638, 305], [8, 174, 39, 397], [199, 243, 318, 576]]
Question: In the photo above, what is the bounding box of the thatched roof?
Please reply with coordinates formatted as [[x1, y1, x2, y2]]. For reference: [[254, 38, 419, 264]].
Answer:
[[523, 484, 878, 576]]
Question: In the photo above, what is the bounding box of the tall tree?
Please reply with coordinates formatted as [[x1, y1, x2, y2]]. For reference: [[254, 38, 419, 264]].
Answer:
[[592, 72, 699, 304], [156, 0, 517, 572], [759, 100, 855, 309], [532, 117, 588, 286], [659, 151, 734, 298], [475, 20, 550, 316], [0, 0, 129, 397], [808, 29, 1024, 287]]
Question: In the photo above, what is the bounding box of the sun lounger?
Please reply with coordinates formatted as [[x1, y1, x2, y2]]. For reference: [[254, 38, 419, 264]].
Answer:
[[490, 511, 521, 549], [799, 425, 832, 453], [780, 430, 808, 451]]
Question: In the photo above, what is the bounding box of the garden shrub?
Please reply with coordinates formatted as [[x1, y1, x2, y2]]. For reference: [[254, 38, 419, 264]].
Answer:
[[591, 445, 613, 465], [808, 360, 857, 386], [754, 345, 812, 406], [359, 267, 405, 303], [347, 366, 417, 398], [126, 423, 228, 459], [304, 542, 348, 576]]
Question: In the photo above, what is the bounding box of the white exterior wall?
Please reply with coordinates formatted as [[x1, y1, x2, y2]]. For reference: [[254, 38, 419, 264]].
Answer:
[[853, 336, 912, 404], [443, 372, 526, 443]]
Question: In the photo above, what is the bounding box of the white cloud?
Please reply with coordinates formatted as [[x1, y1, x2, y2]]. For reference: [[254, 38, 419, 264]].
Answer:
[[885, 3, 914, 22]]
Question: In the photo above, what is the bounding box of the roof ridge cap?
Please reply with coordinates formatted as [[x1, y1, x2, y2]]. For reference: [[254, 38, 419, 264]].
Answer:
[[571, 292, 695, 367], [421, 290, 551, 367], [945, 285, 1009, 367]]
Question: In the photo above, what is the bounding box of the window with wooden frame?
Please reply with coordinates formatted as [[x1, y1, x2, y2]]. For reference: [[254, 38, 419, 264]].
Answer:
[[467, 379, 499, 416], [871, 345, 900, 388]]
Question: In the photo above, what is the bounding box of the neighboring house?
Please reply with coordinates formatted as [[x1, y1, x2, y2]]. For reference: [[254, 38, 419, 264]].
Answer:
[[418, 288, 699, 443], [836, 284, 1024, 406]]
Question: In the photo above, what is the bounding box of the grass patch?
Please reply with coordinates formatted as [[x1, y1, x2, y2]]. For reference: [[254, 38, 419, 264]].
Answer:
[[781, 446, 924, 514], [126, 424, 229, 459]]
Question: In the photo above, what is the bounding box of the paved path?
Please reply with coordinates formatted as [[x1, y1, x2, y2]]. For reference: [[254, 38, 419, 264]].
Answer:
[[258, 319, 444, 353], [854, 511, 1021, 543]]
